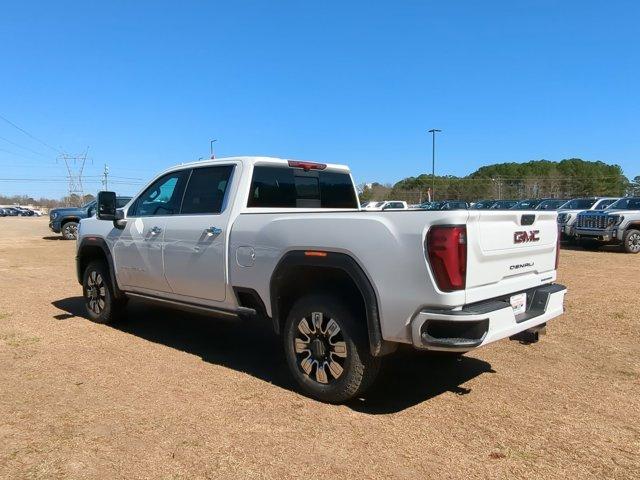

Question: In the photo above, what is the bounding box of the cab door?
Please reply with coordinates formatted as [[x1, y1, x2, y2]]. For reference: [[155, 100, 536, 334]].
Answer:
[[162, 164, 235, 303], [112, 169, 189, 293]]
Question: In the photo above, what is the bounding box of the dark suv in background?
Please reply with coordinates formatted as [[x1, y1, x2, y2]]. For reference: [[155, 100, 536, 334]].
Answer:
[[49, 197, 131, 240]]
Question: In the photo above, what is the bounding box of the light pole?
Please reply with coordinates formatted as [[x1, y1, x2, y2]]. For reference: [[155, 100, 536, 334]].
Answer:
[[210, 139, 217, 159], [427, 129, 441, 200]]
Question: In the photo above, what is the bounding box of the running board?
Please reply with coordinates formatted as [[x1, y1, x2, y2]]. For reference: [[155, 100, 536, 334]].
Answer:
[[126, 292, 257, 318]]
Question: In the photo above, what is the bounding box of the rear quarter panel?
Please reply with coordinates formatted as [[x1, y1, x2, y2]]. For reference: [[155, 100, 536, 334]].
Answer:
[[229, 210, 469, 343]]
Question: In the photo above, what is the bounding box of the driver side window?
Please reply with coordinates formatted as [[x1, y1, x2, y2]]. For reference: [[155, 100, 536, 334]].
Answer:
[[129, 170, 189, 217]]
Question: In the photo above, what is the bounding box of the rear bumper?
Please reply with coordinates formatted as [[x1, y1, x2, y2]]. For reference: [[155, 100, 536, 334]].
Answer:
[[410, 283, 567, 352]]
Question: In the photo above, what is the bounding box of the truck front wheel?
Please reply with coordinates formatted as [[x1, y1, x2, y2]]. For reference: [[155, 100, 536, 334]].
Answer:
[[283, 294, 380, 403], [61, 221, 79, 240], [623, 229, 640, 254], [82, 260, 127, 324]]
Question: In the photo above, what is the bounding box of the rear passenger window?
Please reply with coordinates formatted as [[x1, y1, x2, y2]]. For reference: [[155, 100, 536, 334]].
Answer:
[[181, 165, 234, 214], [248, 166, 357, 209]]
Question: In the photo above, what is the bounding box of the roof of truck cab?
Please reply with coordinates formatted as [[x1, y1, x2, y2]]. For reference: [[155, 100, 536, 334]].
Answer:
[[173, 156, 351, 172]]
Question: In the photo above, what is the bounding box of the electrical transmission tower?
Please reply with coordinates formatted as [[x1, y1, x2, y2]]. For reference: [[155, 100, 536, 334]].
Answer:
[[59, 148, 89, 204]]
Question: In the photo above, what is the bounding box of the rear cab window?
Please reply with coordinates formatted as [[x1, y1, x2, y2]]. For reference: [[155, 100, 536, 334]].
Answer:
[[247, 164, 358, 209]]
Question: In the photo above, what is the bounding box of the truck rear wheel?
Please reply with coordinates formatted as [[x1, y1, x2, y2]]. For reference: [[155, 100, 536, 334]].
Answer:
[[82, 260, 126, 324], [623, 229, 640, 254], [283, 294, 380, 403]]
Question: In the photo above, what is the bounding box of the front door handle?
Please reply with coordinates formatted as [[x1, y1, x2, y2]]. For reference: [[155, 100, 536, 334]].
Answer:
[[149, 226, 162, 235], [205, 226, 222, 236]]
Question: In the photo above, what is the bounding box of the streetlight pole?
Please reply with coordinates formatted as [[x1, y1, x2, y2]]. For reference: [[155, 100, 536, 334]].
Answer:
[[210, 139, 217, 159], [427, 129, 441, 201]]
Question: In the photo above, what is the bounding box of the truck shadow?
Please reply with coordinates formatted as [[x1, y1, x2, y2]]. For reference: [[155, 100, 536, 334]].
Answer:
[[52, 296, 494, 415]]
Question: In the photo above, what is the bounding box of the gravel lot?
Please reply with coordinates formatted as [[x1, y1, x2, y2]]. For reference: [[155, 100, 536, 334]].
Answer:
[[1, 217, 638, 479]]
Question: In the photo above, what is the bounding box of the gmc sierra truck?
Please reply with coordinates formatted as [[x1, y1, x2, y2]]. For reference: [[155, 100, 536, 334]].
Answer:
[[557, 197, 619, 242], [49, 197, 131, 240], [574, 197, 640, 253], [76, 156, 567, 403]]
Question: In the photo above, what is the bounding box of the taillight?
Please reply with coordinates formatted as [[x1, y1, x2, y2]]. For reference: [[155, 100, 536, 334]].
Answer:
[[426, 226, 467, 291], [555, 225, 561, 270], [287, 160, 327, 171]]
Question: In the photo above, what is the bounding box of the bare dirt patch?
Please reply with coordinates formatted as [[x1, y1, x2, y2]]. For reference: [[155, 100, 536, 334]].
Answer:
[[0, 217, 638, 479]]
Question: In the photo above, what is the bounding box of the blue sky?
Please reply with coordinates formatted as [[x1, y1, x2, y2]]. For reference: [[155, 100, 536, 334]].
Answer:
[[1, 0, 638, 198]]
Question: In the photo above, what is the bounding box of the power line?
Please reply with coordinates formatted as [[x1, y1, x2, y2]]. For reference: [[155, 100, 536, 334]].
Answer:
[[0, 135, 50, 158], [0, 113, 63, 154]]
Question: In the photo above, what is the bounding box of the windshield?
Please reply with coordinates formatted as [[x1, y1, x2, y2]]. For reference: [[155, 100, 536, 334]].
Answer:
[[536, 199, 567, 210], [560, 198, 596, 210], [374, 201, 385, 207], [81, 200, 97, 209], [491, 200, 517, 209], [472, 201, 495, 209], [420, 201, 445, 210], [607, 198, 640, 210], [511, 199, 540, 210]]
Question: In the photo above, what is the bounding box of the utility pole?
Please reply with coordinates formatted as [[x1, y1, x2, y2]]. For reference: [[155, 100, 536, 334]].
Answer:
[[102, 164, 109, 190], [210, 139, 217, 159], [427, 129, 442, 201]]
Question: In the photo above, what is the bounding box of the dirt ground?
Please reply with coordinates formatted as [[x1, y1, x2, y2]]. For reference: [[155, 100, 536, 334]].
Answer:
[[0, 217, 638, 479]]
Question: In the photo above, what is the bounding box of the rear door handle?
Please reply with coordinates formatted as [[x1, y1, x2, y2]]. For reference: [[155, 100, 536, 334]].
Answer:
[[149, 226, 162, 235], [205, 226, 222, 236]]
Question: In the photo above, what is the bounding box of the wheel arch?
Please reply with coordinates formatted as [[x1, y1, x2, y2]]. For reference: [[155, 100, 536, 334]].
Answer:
[[269, 250, 391, 357], [61, 216, 81, 226], [76, 237, 123, 298]]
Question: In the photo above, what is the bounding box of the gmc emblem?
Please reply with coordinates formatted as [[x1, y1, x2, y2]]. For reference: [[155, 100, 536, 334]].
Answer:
[[514, 230, 540, 243]]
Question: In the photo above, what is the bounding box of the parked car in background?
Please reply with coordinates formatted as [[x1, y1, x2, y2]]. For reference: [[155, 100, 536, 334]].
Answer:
[[362, 200, 408, 210], [420, 200, 469, 210], [510, 198, 564, 210], [76, 156, 566, 403], [574, 197, 640, 253], [14, 207, 35, 216], [510, 199, 543, 210], [490, 200, 518, 209], [50, 197, 131, 240], [557, 197, 620, 241], [471, 200, 497, 209], [535, 199, 569, 211], [2, 207, 20, 216]]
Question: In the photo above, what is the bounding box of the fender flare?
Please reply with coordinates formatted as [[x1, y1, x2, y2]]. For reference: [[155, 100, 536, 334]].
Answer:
[[76, 237, 123, 298], [269, 250, 388, 356]]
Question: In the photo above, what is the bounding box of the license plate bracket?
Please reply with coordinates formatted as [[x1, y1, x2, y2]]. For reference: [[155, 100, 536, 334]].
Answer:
[[510, 292, 527, 316]]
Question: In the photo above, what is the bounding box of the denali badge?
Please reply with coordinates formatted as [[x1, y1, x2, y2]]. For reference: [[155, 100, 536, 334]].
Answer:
[[510, 262, 534, 270], [514, 230, 540, 243]]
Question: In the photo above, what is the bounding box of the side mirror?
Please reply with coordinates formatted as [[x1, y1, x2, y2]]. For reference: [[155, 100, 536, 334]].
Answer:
[[97, 191, 117, 221]]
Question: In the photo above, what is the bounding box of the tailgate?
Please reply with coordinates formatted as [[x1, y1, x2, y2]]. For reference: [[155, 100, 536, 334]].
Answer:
[[465, 210, 558, 304]]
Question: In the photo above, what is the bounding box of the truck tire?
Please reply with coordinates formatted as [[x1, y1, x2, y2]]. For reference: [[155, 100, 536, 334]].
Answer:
[[61, 221, 79, 240], [622, 229, 640, 254], [82, 260, 127, 324], [283, 294, 380, 403]]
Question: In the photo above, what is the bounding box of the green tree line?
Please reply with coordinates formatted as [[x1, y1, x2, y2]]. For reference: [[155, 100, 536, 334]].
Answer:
[[361, 158, 636, 203]]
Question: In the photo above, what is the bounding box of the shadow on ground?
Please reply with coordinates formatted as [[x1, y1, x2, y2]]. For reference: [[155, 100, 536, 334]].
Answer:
[[560, 241, 621, 253], [52, 296, 494, 414], [42, 236, 66, 241]]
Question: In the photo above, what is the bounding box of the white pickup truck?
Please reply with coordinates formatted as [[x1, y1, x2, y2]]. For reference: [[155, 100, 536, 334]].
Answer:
[[76, 157, 567, 403]]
